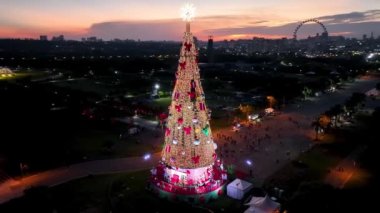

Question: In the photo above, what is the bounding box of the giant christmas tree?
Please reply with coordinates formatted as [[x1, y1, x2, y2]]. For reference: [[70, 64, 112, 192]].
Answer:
[[150, 4, 227, 202]]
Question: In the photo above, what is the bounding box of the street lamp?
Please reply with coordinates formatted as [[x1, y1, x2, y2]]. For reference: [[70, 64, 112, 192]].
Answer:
[[154, 84, 160, 89]]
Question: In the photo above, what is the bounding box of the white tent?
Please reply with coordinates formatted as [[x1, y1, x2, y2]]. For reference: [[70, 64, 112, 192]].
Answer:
[[244, 195, 280, 213], [226, 178, 253, 200], [365, 88, 379, 97]]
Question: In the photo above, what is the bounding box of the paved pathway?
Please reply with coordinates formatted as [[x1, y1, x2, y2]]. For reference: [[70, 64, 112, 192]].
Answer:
[[0, 153, 161, 204], [324, 146, 366, 188], [0, 75, 378, 204]]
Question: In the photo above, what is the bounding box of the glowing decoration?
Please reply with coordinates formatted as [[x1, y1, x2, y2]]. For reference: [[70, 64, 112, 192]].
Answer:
[[151, 8, 227, 200], [175, 104, 182, 112], [165, 128, 171, 136], [174, 92, 180, 99], [212, 153, 216, 160], [180, 3, 196, 22], [184, 42, 192, 51], [143, 153, 151, 160], [166, 145, 171, 153], [199, 102, 205, 110], [202, 125, 210, 136], [246, 160, 252, 166], [183, 126, 192, 135], [193, 139, 200, 145], [180, 61, 186, 70], [188, 91, 196, 100], [170, 157, 176, 163], [213, 143, 218, 150], [191, 80, 196, 88], [191, 155, 200, 164]]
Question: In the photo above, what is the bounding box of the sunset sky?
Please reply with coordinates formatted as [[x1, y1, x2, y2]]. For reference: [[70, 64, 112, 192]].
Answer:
[[0, 0, 379, 40]]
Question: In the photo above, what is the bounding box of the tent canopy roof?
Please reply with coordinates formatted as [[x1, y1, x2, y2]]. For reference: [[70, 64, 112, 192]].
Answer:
[[228, 178, 252, 190], [245, 195, 280, 211]]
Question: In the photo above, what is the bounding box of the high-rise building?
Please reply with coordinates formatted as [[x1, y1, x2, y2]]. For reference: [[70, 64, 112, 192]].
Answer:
[[52, 35, 64, 41], [39, 35, 48, 41], [207, 35, 214, 63]]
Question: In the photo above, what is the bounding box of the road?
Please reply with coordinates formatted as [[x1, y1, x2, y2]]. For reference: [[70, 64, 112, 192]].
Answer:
[[0, 74, 378, 204]]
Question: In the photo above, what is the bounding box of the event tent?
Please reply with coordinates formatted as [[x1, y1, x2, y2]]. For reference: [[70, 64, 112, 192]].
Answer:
[[227, 178, 253, 200], [244, 195, 280, 213]]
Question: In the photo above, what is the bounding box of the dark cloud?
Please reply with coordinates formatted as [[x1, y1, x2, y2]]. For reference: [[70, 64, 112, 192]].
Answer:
[[318, 10, 380, 24], [84, 10, 380, 40], [202, 10, 380, 39], [86, 20, 183, 40]]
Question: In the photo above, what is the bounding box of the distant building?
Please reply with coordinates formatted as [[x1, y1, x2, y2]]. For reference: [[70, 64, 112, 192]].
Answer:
[[52, 35, 64, 41], [207, 35, 214, 63], [39, 35, 48, 41], [83, 36, 100, 42], [362, 34, 367, 40]]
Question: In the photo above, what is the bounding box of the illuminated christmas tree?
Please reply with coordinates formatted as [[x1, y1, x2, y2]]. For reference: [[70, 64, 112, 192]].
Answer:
[[150, 4, 227, 202]]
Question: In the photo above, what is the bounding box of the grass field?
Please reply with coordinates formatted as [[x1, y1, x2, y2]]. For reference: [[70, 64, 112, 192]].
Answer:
[[71, 129, 162, 160]]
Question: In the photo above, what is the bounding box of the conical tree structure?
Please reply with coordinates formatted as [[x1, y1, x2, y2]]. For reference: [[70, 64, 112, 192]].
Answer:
[[150, 22, 227, 201], [161, 31, 215, 168]]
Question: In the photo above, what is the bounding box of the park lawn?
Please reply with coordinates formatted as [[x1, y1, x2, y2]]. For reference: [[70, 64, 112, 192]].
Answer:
[[153, 96, 171, 109], [54, 78, 111, 96], [72, 129, 159, 160], [264, 145, 342, 192], [298, 147, 341, 179]]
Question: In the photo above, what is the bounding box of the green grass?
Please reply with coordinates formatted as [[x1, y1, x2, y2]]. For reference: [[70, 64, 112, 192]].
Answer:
[[153, 96, 171, 109], [298, 147, 340, 179], [72, 129, 160, 160]]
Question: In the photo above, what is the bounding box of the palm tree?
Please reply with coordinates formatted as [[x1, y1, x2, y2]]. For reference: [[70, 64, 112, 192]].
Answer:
[[311, 120, 321, 141]]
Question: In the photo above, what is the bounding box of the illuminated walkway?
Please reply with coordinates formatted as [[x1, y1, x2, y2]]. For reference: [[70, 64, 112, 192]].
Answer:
[[0, 153, 160, 204]]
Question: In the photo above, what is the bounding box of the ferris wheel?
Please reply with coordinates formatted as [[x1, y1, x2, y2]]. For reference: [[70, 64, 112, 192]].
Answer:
[[293, 19, 328, 40]]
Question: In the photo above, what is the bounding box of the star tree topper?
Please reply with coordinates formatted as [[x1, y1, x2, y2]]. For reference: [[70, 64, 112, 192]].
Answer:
[[180, 3, 196, 22], [180, 3, 196, 32]]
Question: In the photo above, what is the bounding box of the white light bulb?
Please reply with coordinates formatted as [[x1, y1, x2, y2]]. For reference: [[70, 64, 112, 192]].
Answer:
[[180, 3, 196, 22]]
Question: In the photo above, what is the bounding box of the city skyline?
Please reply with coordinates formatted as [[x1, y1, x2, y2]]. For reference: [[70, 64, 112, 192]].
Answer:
[[0, 0, 379, 40]]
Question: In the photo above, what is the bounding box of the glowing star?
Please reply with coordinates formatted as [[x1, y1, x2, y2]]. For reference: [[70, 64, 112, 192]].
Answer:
[[180, 3, 196, 22]]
